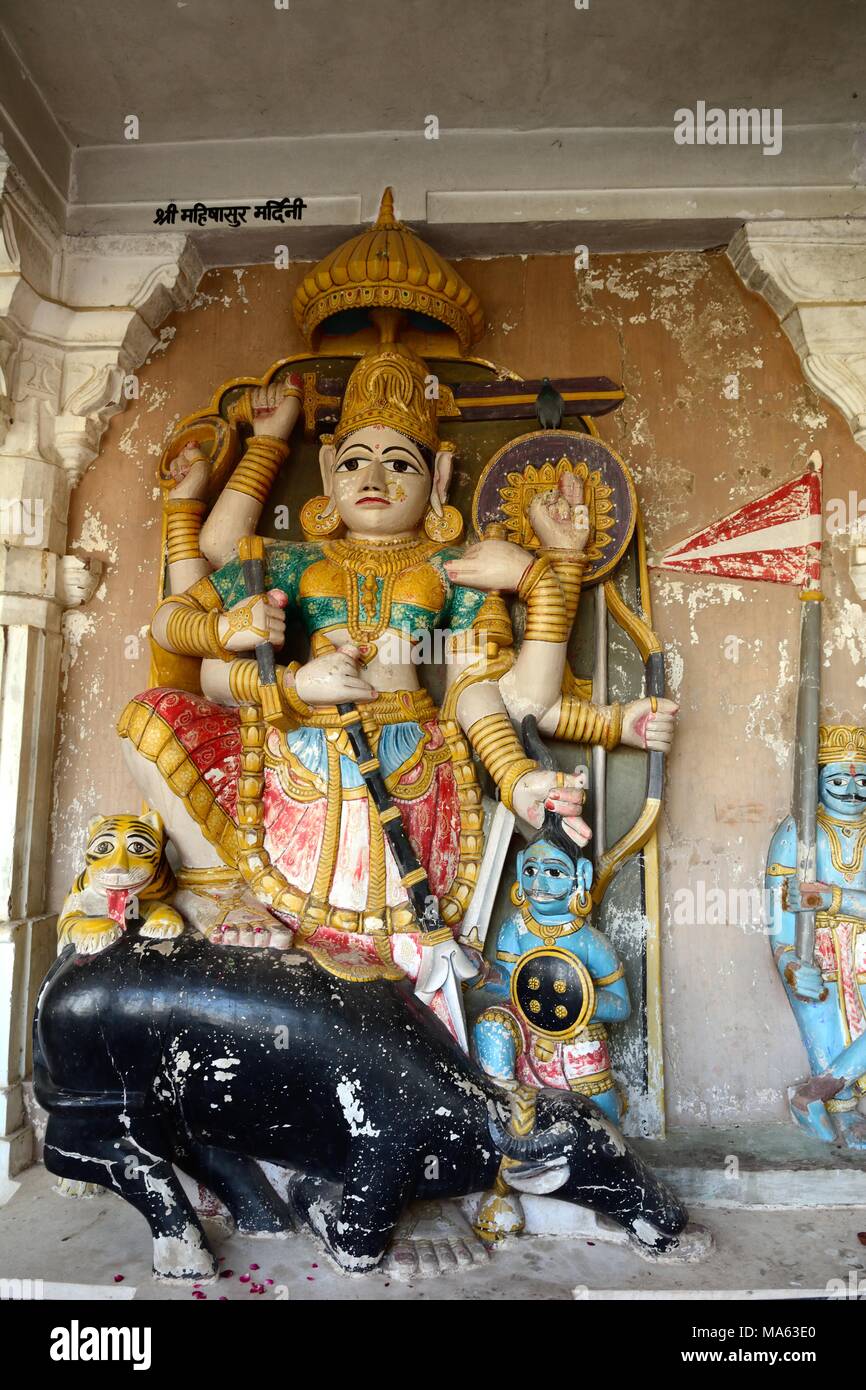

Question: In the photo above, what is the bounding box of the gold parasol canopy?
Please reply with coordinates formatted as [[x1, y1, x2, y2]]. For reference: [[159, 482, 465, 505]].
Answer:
[[292, 187, 485, 351]]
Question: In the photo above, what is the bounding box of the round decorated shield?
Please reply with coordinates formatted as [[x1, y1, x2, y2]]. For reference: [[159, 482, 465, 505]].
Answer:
[[510, 946, 596, 1041], [472, 429, 637, 587]]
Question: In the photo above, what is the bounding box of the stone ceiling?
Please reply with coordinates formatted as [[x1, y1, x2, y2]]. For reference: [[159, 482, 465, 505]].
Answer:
[[0, 0, 863, 254]]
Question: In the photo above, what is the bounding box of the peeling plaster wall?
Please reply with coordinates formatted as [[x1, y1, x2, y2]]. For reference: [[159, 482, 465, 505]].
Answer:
[[49, 250, 863, 1128]]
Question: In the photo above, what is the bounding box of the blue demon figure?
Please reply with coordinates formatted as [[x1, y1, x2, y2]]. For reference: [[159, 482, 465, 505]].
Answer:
[[767, 725, 866, 1149], [473, 804, 630, 1125]]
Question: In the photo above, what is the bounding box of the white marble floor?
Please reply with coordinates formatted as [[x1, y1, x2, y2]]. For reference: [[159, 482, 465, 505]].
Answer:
[[2, 1163, 866, 1301]]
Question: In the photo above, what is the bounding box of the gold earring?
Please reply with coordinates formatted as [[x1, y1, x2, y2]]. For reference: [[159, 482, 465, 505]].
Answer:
[[423, 504, 464, 544], [569, 887, 591, 916], [300, 495, 343, 539], [510, 881, 525, 906]]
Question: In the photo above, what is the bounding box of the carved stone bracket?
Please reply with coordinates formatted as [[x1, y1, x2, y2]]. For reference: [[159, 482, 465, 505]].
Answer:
[[728, 220, 866, 451]]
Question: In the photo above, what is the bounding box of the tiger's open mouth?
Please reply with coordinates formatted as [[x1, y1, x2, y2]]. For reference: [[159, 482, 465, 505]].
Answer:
[[93, 868, 152, 889]]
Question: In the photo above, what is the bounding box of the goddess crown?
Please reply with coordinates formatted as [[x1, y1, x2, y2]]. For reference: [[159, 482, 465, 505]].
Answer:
[[332, 339, 440, 455]]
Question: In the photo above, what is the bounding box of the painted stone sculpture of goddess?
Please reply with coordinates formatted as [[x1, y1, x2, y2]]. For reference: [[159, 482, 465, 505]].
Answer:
[[116, 323, 673, 1004]]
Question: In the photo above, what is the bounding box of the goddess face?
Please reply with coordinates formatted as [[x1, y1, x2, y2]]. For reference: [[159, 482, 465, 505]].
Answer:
[[820, 762, 866, 819], [319, 425, 453, 538]]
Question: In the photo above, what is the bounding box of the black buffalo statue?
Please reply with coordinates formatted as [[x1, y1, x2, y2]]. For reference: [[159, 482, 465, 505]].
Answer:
[[34, 931, 689, 1278]]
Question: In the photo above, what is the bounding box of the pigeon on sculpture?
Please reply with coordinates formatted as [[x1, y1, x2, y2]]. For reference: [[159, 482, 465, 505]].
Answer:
[[535, 376, 565, 430]]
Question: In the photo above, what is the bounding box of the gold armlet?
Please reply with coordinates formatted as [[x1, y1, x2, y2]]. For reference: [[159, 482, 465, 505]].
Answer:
[[540, 549, 587, 629], [467, 711, 537, 812], [226, 435, 290, 504], [595, 964, 625, 987], [518, 557, 570, 643], [165, 497, 207, 564], [282, 662, 314, 720], [186, 575, 223, 611], [439, 643, 513, 721], [827, 885, 844, 917], [555, 695, 622, 750], [162, 597, 228, 660]]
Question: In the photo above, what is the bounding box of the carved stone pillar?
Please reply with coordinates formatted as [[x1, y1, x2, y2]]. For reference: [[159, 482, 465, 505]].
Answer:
[[728, 220, 866, 451], [0, 151, 203, 1191]]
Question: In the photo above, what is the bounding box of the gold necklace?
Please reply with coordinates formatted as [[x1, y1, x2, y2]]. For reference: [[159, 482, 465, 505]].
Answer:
[[817, 807, 866, 881], [520, 901, 585, 947], [324, 536, 439, 640]]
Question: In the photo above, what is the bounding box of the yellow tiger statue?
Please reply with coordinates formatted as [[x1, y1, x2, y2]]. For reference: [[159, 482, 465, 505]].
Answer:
[[57, 812, 183, 954]]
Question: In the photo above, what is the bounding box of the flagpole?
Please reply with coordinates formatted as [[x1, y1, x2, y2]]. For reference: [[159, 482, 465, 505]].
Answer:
[[792, 452, 823, 970]]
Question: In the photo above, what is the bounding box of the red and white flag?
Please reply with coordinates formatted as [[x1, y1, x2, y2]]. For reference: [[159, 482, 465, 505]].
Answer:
[[656, 453, 822, 586]]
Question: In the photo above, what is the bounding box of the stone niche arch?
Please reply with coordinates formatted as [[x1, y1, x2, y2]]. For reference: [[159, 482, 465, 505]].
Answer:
[[3, 157, 865, 1182]]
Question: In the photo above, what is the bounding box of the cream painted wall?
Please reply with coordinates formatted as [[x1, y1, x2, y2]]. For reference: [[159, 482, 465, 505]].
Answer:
[[49, 250, 864, 1128]]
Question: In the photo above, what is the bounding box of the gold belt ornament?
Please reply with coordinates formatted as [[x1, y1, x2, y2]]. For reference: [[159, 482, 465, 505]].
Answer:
[[302, 688, 438, 729]]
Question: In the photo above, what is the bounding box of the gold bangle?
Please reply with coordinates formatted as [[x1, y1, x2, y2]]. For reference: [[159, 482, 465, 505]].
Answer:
[[498, 758, 539, 812], [165, 497, 207, 564], [603, 702, 623, 751], [282, 661, 313, 719], [228, 658, 261, 705], [555, 695, 621, 750], [555, 695, 593, 743], [467, 711, 537, 811], [163, 598, 228, 659], [226, 436, 290, 504], [518, 558, 570, 643], [517, 556, 552, 602], [540, 550, 587, 629]]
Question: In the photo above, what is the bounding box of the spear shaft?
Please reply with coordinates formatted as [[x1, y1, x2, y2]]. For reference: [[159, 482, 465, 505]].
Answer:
[[793, 588, 822, 965], [792, 452, 824, 967]]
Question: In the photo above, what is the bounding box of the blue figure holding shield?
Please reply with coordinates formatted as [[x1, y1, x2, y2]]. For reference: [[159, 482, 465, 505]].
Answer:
[[473, 802, 630, 1121], [470, 746, 631, 1242]]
